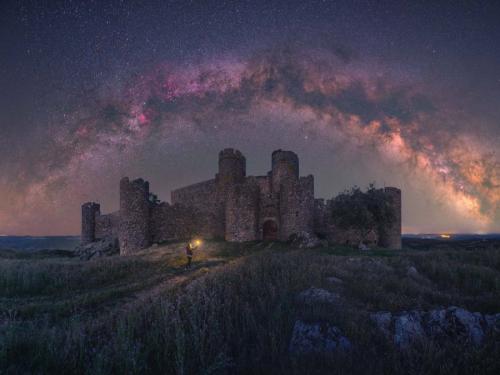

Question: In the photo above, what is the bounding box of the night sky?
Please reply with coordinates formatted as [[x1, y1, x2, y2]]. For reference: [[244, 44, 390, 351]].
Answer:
[[1, 0, 499, 235]]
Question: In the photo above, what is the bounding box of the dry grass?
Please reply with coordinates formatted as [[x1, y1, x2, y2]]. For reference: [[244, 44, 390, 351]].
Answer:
[[1, 239, 500, 374]]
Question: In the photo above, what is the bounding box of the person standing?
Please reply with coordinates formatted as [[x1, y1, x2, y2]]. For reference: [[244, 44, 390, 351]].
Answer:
[[185, 241, 196, 269]]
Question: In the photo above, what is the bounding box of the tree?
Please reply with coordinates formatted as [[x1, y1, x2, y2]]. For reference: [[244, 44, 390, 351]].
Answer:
[[329, 184, 395, 242]]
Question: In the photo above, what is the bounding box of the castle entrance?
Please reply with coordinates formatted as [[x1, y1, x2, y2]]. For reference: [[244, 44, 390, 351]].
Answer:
[[263, 220, 278, 241]]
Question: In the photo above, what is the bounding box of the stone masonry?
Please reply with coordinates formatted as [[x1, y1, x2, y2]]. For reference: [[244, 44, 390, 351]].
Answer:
[[81, 149, 402, 255]]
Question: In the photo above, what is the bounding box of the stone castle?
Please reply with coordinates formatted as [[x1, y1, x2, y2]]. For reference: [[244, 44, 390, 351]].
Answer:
[[81, 149, 401, 254]]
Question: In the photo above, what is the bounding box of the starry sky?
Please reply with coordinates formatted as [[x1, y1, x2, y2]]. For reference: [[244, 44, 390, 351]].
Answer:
[[0, 0, 499, 235]]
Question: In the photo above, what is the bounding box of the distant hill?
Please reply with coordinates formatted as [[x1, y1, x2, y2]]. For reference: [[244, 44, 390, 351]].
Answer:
[[0, 236, 79, 251], [403, 233, 500, 240]]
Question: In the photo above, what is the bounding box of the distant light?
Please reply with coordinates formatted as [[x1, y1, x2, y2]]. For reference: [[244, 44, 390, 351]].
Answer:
[[440, 234, 451, 239]]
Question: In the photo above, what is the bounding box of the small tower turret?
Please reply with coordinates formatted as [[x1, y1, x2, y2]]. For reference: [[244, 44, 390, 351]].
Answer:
[[81, 202, 100, 244]]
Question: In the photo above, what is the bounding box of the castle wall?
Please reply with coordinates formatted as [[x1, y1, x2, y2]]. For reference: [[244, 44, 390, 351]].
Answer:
[[81, 148, 402, 252], [119, 177, 151, 255], [279, 175, 314, 240], [313, 199, 328, 236], [225, 182, 260, 241], [378, 187, 402, 249], [327, 226, 379, 246], [81, 202, 100, 244], [170, 179, 223, 238], [151, 202, 200, 242], [171, 179, 216, 208], [95, 211, 119, 240]]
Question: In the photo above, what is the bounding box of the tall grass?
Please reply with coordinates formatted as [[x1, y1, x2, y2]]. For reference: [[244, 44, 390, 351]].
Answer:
[[1, 243, 500, 374]]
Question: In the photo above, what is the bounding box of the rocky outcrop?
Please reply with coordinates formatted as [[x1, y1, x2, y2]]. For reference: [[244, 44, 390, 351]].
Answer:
[[288, 231, 323, 248], [74, 237, 119, 260], [291, 288, 350, 354], [289, 320, 352, 355], [297, 287, 341, 306], [371, 306, 500, 348]]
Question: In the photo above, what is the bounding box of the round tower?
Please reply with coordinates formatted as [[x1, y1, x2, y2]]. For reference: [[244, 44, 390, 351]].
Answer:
[[379, 187, 402, 249], [119, 177, 151, 255], [271, 149, 299, 192], [81, 202, 100, 244], [217, 148, 246, 187]]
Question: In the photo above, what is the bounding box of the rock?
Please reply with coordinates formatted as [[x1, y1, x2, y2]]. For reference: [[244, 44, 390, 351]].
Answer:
[[326, 276, 344, 285], [370, 311, 392, 337], [371, 306, 497, 349], [394, 311, 425, 348], [297, 287, 341, 305], [426, 308, 448, 337], [358, 242, 370, 251], [288, 232, 322, 248], [485, 313, 500, 333], [448, 307, 485, 346], [407, 266, 419, 278], [289, 320, 352, 355], [74, 237, 119, 260]]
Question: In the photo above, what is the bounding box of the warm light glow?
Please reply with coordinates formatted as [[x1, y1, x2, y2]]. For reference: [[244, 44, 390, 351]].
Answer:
[[440, 234, 451, 239]]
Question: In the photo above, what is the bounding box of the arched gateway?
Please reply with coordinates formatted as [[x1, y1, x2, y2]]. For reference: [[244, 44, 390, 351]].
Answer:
[[262, 219, 278, 241]]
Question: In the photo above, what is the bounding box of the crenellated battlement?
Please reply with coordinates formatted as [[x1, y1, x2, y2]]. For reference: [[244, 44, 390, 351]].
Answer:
[[219, 148, 245, 160], [217, 148, 246, 186], [271, 149, 299, 193]]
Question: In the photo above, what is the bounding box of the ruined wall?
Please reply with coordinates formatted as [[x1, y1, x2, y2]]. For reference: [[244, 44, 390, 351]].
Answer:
[[81, 202, 100, 244], [119, 177, 151, 255], [327, 226, 379, 246], [170, 179, 223, 238], [225, 182, 260, 241], [279, 175, 315, 240], [378, 187, 402, 249], [171, 179, 216, 208], [95, 211, 119, 240], [313, 199, 328, 236], [150, 202, 200, 242]]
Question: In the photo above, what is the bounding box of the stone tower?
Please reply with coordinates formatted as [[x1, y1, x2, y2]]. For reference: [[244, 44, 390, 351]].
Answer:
[[271, 150, 315, 240], [81, 202, 100, 244], [216, 148, 246, 188], [271, 149, 299, 193], [119, 177, 151, 255], [378, 187, 402, 249]]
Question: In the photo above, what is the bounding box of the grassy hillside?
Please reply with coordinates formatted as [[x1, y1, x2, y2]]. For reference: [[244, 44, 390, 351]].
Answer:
[[1, 240, 500, 374]]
